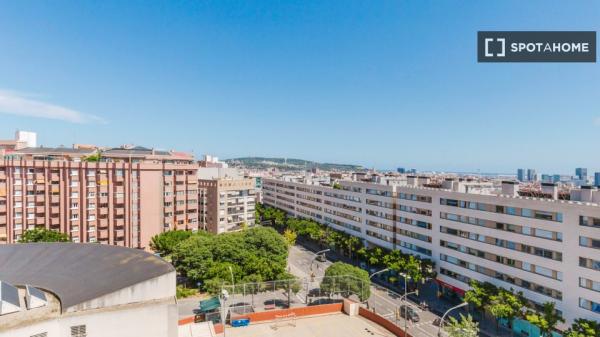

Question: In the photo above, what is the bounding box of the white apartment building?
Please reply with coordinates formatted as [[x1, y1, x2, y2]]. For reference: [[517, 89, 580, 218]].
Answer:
[[262, 176, 600, 326]]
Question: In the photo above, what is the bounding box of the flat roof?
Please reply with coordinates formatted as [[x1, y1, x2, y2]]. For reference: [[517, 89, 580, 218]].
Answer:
[[0, 243, 174, 311], [224, 313, 394, 337]]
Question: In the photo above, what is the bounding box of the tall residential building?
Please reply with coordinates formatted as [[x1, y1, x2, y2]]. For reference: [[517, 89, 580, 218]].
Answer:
[[262, 176, 600, 326], [576, 168, 588, 181], [0, 145, 199, 249], [517, 168, 527, 182], [595, 172, 600, 187], [197, 167, 256, 233], [527, 168, 537, 182], [397, 168, 406, 174]]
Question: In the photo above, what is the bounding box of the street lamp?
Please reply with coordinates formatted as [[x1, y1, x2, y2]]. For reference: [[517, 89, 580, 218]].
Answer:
[[228, 266, 235, 289], [221, 288, 230, 337], [397, 272, 413, 335], [369, 268, 390, 279], [437, 302, 468, 337]]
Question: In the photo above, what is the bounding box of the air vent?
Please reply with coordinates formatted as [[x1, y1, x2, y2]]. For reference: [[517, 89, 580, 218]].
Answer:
[[0, 281, 21, 315], [26, 285, 47, 309]]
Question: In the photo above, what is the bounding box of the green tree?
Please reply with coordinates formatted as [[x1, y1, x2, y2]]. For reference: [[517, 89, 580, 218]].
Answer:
[[83, 152, 102, 162], [445, 314, 479, 337], [525, 302, 564, 337], [283, 229, 297, 247], [19, 228, 70, 243], [172, 227, 289, 294], [564, 318, 600, 337], [149, 230, 193, 257], [320, 262, 371, 301], [487, 288, 526, 333], [464, 280, 498, 320]]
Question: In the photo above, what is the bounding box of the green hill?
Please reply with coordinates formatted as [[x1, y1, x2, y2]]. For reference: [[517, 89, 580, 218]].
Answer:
[[224, 157, 364, 171]]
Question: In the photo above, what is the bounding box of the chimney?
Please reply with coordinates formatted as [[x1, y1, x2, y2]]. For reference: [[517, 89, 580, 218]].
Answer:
[[580, 185, 595, 202], [541, 182, 558, 199], [501, 180, 519, 196], [407, 175, 417, 186]]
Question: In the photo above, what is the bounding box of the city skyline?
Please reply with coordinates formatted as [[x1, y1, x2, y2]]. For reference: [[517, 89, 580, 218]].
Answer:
[[0, 1, 599, 172]]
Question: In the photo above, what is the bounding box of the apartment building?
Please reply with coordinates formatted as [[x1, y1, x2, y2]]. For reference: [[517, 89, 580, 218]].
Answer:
[[262, 176, 600, 326], [198, 167, 256, 233], [0, 145, 199, 249]]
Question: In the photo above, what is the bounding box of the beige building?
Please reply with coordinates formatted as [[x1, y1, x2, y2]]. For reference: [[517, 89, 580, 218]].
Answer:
[[198, 168, 256, 233]]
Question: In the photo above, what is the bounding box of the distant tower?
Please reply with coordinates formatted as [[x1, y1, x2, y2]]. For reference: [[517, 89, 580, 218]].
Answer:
[[595, 172, 600, 187], [575, 168, 588, 181], [527, 169, 537, 182], [517, 169, 527, 182]]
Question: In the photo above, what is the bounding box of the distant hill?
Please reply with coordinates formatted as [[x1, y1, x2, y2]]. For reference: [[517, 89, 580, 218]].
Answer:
[[225, 157, 365, 171]]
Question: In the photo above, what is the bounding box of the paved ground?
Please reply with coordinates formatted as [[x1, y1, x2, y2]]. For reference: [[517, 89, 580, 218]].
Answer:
[[287, 245, 440, 337], [224, 313, 395, 337]]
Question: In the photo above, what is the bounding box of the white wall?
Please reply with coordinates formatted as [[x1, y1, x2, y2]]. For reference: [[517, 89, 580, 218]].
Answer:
[[1, 299, 177, 337]]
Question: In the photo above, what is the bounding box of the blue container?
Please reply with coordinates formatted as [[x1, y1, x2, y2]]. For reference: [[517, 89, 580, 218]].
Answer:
[[231, 318, 250, 327]]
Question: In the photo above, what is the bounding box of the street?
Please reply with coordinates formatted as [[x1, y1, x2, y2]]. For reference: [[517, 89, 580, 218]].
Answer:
[[287, 245, 442, 337]]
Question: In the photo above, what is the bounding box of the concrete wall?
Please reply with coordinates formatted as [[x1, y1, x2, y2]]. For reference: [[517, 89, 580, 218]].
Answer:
[[1, 299, 178, 337]]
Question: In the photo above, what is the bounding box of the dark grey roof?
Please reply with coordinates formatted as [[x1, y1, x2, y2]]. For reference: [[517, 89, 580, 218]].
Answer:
[[0, 244, 174, 311], [12, 147, 96, 155]]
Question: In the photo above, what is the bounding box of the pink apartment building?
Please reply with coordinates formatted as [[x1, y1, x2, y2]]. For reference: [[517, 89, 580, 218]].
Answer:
[[0, 145, 199, 249]]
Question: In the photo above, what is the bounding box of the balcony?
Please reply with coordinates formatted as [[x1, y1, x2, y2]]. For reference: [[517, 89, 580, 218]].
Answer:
[[51, 195, 60, 203], [35, 217, 45, 225], [0, 215, 6, 223], [114, 218, 125, 227], [98, 229, 109, 239]]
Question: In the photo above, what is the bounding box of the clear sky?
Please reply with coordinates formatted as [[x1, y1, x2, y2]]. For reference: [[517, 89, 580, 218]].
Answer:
[[0, 1, 598, 174]]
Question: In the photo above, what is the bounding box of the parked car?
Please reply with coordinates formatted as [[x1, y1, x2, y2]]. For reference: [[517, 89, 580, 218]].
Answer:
[[399, 305, 420, 322]]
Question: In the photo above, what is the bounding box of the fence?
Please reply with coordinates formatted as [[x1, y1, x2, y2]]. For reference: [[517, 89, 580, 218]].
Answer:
[[218, 275, 369, 322]]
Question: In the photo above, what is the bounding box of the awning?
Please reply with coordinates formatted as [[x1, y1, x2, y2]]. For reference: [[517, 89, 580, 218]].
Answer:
[[198, 297, 221, 313]]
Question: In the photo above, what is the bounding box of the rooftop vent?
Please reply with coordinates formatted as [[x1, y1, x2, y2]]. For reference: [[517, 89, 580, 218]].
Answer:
[[26, 285, 47, 310], [0, 281, 21, 315]]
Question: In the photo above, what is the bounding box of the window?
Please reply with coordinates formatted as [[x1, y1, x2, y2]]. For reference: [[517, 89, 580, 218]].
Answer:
[[70, 169, 79, 176], [70, 325, 87, 337], [579, 298, 600, 314]]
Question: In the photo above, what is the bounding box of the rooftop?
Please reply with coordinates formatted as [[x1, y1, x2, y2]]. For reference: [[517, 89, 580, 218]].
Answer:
[[222, 313, 394, 337], [0, 243, 175, 311]]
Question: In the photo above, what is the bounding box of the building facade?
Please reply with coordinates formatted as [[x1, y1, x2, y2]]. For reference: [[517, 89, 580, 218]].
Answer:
[[199, 177, 256, 233], [262, 176, 600, 326], [0, 146, 199, 249]]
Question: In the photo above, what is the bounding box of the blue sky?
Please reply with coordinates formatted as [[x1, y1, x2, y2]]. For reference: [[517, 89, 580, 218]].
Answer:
[[0, 1, 598, 173]]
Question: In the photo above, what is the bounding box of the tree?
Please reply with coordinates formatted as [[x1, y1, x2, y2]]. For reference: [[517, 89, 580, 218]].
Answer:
[[283, 229, 297, 247], [149, 230, 193, 257], [445, 314, 479, 337], [487, 288, 526, 333], [564, 319, 600, 337], [525, 302, 564, 337], [320, 262, 370, 301], [464, 280, 497, 320], [171, 227, 289, 294], [19, 228, 70, 243]]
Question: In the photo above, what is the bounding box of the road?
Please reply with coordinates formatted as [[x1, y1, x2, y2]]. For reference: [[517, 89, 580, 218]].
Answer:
[[287, 245, 442, 337]]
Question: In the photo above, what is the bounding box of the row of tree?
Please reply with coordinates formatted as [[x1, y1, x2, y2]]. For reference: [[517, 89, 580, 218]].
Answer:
[[465, 280, 599, 337], [256, 204, 435, 290]]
